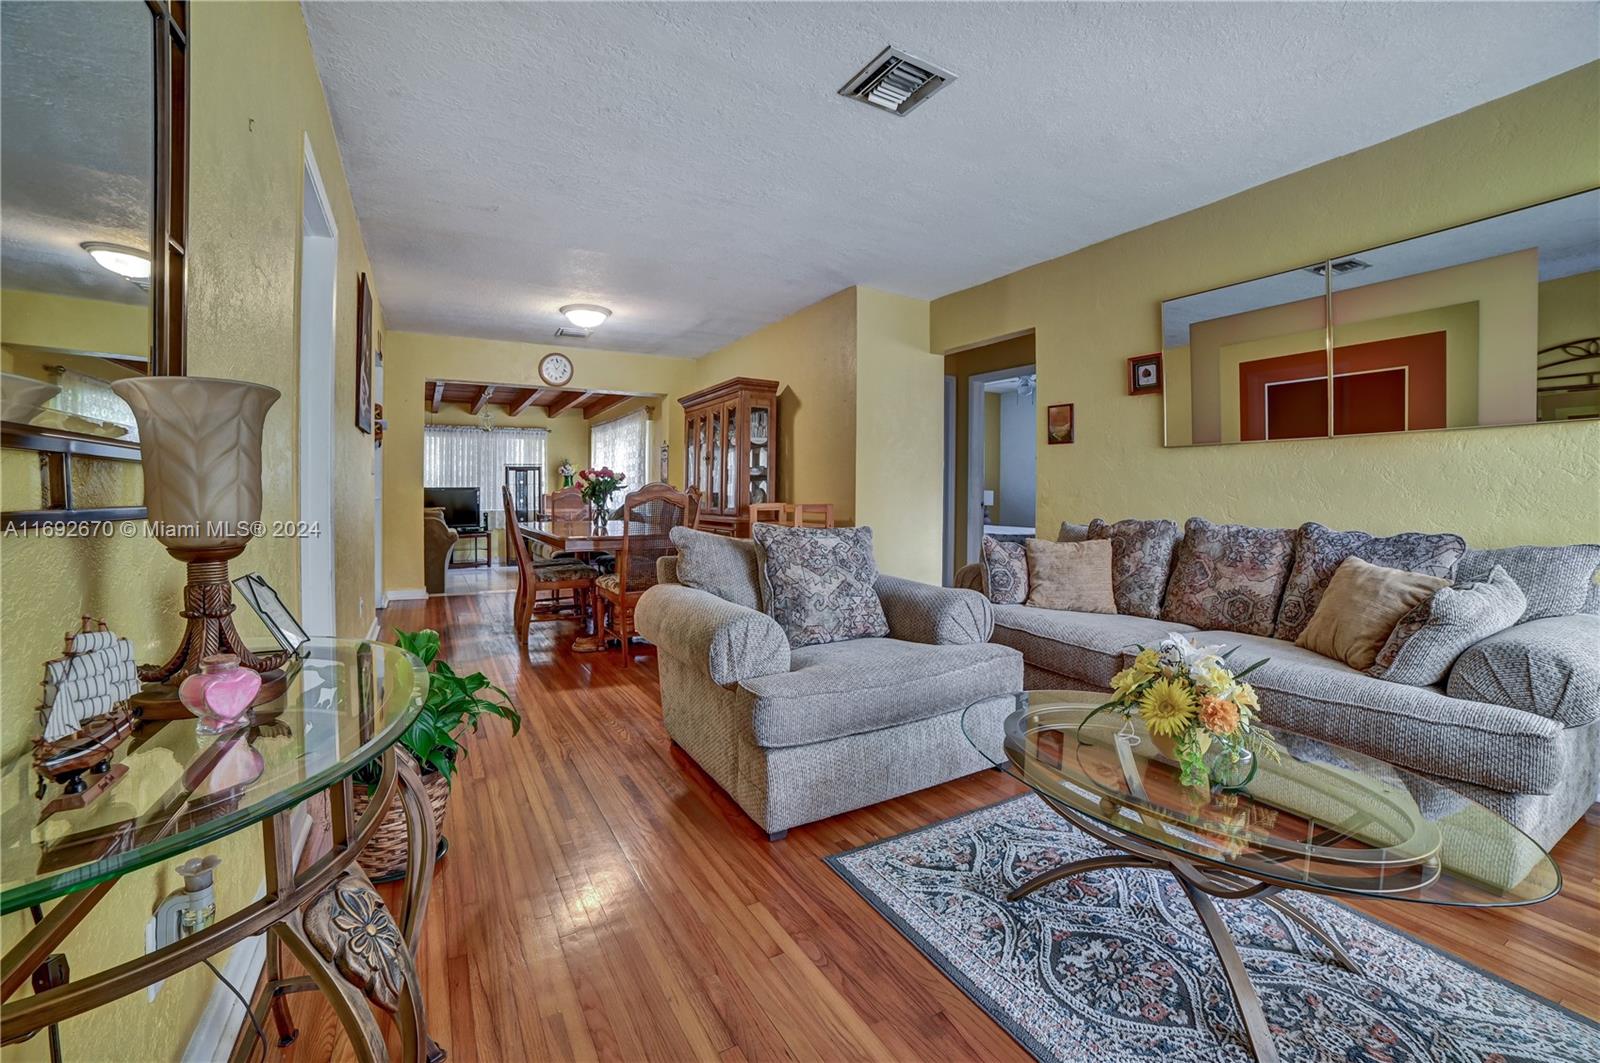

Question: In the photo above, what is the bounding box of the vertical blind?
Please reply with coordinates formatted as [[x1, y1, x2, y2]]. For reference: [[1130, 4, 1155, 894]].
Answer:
[[589, 408, 650, 494], [423, 426, 547, 528]]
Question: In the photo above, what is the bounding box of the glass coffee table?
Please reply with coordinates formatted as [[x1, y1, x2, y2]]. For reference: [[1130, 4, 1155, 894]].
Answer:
[[962, 690, 1561, 1063]]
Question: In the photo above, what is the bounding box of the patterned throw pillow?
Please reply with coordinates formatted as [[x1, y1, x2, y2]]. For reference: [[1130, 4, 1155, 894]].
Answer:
[[1086, 517, 1181, 618], [1057, 521, 1092, 543], [751, 524, 889, 647], [1454, 544, 1600, 622], [1161, 518, 1298, 636], [1368, 566, 1527, 686], [1274, 522, 1466, 642], [979, 535, 1028, 605]]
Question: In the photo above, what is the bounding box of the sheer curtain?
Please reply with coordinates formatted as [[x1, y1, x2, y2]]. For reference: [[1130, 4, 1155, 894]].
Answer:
[[589, 408, 650, 494], [423, 426, 547, 528]]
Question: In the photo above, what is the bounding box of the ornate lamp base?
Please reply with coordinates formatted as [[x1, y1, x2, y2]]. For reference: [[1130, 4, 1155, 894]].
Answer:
[[132, 550, 291, 720]]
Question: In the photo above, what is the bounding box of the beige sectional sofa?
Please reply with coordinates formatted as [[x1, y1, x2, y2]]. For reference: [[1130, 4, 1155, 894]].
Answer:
[[957, 523, 1600, 849]]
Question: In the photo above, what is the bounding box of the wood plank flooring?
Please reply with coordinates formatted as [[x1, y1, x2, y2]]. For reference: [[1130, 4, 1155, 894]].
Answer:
[[275, 589, 1600, 1061]]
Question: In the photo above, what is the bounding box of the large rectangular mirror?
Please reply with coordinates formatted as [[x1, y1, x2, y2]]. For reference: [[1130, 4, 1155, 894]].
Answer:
[[1, 0, 188, 522], [1163, 188, 1600, 446]]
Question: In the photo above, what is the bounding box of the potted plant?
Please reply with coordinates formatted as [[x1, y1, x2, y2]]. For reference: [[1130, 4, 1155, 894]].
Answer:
[[352, 628, 521, 881]]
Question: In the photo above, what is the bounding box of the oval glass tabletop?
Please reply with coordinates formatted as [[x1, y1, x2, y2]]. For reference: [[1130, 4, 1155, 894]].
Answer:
[[1, 638, 428, 915], [961, 690, 1560, 907]]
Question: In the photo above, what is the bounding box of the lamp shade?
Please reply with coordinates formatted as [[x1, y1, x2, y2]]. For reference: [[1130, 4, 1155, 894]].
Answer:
[[111, 376, 280, 553]]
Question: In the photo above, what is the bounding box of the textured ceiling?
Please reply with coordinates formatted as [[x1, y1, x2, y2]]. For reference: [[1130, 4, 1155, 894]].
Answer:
[[0, 1, 154, 306], [303, 1, 1600, 357]]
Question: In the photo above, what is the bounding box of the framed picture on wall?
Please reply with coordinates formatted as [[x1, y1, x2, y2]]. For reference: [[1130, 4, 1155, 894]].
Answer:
[[355, 273, 374, 433], [1047, 403, 1075, 444], [659, 444, 669, 483], [1127, 352, 1163, 395]]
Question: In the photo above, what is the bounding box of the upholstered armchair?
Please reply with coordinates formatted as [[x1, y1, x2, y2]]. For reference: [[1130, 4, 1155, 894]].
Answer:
[[422, 507, 458, 594]]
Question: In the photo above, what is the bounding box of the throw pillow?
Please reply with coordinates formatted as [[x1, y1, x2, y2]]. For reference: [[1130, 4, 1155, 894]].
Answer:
[[1454, 544, 1600, 622], [979, 535, 1028, 605], [1057, 521, 1092, 543], [1023, 538, 1116, 613], [1368, 567, 1527, 686], [1086, 517, 1181, 618], [1274, 522, 1466, 642], [670, 526, 763, 611], [1160, 518, 1298, 636], [1296, 556, 1450, 671], [750, 524, 889, 647]]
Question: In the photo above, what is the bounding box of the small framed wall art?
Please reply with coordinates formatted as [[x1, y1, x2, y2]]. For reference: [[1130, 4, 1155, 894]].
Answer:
[[1047, 403, 1075, 445], [1127, 352, 1163, 395]]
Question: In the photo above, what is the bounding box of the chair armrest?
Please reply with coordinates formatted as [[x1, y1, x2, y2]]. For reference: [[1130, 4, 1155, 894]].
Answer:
[[953, 562, 985, 593], [874, 575, 994, 645], [636, 584, 790, 686], [1447, 614, 1600, 728]]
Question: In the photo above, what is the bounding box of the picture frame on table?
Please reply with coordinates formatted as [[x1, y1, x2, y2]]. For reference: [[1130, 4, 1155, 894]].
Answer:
[[233, 572, 312, 656], [1047, 403, 1075, 445], [1127, 352, 1163, 395]]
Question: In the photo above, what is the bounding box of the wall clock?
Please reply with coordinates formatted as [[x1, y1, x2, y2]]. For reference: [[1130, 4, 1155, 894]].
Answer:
[[539, 352, 574, 387]]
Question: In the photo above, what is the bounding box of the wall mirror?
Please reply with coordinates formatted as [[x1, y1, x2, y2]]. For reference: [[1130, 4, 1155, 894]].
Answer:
[[0, 0, 188, 523], [1162, 188, 1600, 447]]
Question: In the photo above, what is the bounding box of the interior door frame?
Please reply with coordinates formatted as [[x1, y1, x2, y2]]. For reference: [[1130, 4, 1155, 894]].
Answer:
[[298, 136, 338, 636], [964, 364, 1036, 566]]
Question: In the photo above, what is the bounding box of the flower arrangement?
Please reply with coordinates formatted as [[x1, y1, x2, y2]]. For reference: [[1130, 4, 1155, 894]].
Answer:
[[1088, 633, 1278, 790], [575, 466, 626, 519], [558, 459, 575, 487]]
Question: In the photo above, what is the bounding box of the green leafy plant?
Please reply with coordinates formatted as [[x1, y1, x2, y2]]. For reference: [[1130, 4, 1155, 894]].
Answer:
[[355, 628, 520, 787]]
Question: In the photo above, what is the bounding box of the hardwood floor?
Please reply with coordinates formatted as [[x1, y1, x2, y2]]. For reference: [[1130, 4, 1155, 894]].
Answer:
[[275, 589, 1600, 1061]]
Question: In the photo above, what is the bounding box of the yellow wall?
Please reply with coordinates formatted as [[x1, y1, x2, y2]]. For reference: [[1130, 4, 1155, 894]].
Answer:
[[0, 2, 385, 1058], [932, 62, 1600, 547], [853, 288, 940, 582], [0, 289, 150, 360], [983, 392, 1002, 510], [1539, 270, 1600, 349]]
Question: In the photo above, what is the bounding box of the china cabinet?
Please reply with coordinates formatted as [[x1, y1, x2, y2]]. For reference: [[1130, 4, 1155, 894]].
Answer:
[[679, 377, 779, 536]]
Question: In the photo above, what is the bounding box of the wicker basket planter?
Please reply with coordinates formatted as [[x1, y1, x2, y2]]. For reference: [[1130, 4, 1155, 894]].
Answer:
[[352, 768, 451, 881]]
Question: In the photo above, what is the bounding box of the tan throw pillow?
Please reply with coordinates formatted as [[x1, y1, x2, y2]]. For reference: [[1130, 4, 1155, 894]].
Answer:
[[1024, 538, 1116, 613], [1296, 556, 1450, 670]]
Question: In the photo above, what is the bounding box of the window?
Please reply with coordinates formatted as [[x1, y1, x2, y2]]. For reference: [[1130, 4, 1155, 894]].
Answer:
[[589, 407, 650, 494], [423, 426, 546, 528]]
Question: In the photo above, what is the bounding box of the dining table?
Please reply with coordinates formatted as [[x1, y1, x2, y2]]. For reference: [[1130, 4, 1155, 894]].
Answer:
[[517, 518, 675, 652]]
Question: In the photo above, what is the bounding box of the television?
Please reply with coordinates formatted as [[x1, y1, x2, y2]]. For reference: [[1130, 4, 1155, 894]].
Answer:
[[424, 487, 483, 531]]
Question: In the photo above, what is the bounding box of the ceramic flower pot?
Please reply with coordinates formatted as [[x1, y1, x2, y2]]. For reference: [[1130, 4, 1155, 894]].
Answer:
[[178, 654, 262, 734]]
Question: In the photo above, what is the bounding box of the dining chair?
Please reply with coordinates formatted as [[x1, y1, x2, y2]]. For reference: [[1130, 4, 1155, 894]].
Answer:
[[594, 483, 698, 665], [792, 503, 835, 528], [749, 502, 791, 525], [502, 487, 597, 645], [547, 485, 589, 520]]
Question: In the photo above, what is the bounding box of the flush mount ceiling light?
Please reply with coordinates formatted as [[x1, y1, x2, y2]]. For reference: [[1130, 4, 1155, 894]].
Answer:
[[839, 46, 956, 116], [82, 241, 151, 283], [560, 304, 611, 330]]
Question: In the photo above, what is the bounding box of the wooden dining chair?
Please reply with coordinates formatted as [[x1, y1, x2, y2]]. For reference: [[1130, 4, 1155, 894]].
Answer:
[[594, 483, 698, 665], [749, 502, 791, 526], [503, 487, 597, 645], [547, 485, 589, 520], [792, 503, 834, 528]]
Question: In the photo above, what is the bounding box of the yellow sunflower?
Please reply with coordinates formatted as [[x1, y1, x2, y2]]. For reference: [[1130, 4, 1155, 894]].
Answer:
[[1139, 677, 1197, 737], [1132, 648, 1162, 675]]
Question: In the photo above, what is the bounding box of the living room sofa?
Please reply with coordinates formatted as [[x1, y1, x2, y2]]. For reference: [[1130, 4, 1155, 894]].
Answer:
[[956, 524, 1600, 849], [637, 556, 1022, 838]]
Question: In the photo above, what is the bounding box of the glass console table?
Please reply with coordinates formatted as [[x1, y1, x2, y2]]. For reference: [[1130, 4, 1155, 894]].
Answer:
[[1, 638, 443, 1062]]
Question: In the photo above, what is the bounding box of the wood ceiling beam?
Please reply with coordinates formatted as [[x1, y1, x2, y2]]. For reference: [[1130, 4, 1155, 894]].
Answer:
[[428, 381, 444, 414], [470, 385, 497, 415], [509, 389, 545, 416], [546, 390, 589, 416], [582, 394, 629, 420]]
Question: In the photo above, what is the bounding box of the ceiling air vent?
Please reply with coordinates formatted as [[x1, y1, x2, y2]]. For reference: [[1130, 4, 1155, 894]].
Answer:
[[554, 325, 591, 338], [839, 46, 956, 116], [1304, 257, 1372, 278]]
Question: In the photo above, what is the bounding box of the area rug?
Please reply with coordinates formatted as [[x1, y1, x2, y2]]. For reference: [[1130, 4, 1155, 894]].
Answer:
[[826, 795, 1598, 1062]]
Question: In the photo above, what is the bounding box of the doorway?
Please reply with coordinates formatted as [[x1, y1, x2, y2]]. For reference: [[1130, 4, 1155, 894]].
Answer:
[[298, 138, 338, 636], [966, 367, 1038, 555]]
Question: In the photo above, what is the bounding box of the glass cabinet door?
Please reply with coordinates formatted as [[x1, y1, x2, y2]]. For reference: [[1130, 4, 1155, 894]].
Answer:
[[724, 403, 739, 512], [748, 404, 770, 505], [709, 411, 722, 510]]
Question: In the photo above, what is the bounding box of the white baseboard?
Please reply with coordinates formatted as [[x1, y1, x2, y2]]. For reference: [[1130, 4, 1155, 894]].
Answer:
[[364, 616, 381, 641], [385, 588, 429, 601], [182, 813, 313, 1062]]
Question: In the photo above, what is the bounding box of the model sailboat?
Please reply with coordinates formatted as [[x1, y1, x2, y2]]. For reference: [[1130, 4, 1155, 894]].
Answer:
[[33, 617, 139, 817]]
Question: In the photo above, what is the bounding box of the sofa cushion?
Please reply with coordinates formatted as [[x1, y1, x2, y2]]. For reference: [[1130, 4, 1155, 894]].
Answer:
[[992, 605, 1196, 686], [1058, 521, 1091, 543], [670, 526, 763, 611], [1191, 630, 1567, 794], [1274, 522, 1467, 641], [979, 535, 1028, 605], [752, 524, 889, 647], [1161, 518, 1297, 636], [741, 638, 1022, 748], [1295, 557, 1450, 671], [1455, 544, 1600, 622], [1024, 538, 1116, 613], [1446, 614, 1600, 729], [1087, 517, 1181, 618], [1368, 567, 1526, 686]]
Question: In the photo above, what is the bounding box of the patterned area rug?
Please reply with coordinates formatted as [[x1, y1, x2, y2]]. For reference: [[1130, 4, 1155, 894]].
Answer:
[[827, 795, 1598, 1062]]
